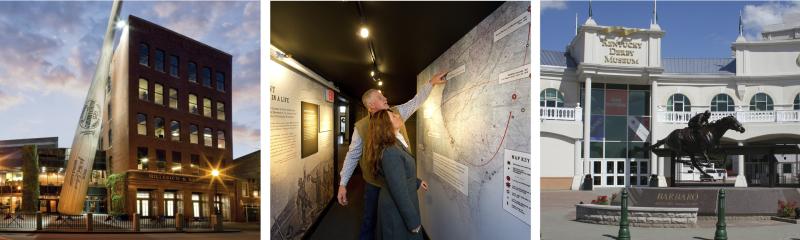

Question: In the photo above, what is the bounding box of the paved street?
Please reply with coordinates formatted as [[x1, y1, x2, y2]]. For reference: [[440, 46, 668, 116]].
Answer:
[[542, 190, 800, 240], [0, 222, 261, 240]]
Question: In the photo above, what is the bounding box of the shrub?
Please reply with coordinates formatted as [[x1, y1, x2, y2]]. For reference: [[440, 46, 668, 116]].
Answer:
[[591, 195, 609, 205], [778, 200, 797, 218]]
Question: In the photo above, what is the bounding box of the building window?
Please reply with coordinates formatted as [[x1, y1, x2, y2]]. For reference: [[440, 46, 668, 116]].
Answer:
[[136, 191, 151, 217], [189, 94, 199, 114], [667, 94, 691, 112], [155, 49, 165, 72], [216, 102, 225, 121], [169, 88, 178, 109], [169, 55, 179, 77], [214, 194, 222, 215], [203, 98, 212, 118], [216, 72, 225, 92], [156, 150, 166, 172], [137, 147, 149, 171], [170, 121, 180, 142], [191, 193, 204, 218], [540, 88, 565, 107], [154, 117, 165, 139], [784, 163, 793, 174], [202, 67, 211, 87], [188, 62, 197, 83], [710, 94, 735, 112], [190, 154, 200, 176], [164, 191, 178, 217], [137, 114, 147, 135], [749, 93, 774, 111], [217, 131, 225, 149], [139, 43, 149, 66], [204, 128, 213, 147], [154, 83, 164, 105], [138, 79, 149, 101], [171, 152, 182, 174], [108, 128, 112, 146], [794, 94, 800, 110], [190, 125, 199, 144]]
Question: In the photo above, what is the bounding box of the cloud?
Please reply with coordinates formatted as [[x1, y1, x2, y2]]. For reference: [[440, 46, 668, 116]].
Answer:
[[0, 90, 23, 111], [742, 2, 800, 40], [542, 0, 568, 11], [232, 122, 260, 149]]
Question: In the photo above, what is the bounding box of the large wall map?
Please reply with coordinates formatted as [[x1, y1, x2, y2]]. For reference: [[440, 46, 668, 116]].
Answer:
[[416, 2, 531, 239]]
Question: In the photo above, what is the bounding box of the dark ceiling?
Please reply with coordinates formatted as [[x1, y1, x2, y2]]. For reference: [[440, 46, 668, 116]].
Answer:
[[271, 1, 503, 105]]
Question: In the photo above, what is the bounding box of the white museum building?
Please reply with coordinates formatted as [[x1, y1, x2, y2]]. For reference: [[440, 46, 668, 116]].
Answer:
[[541, 10, 800, 190]]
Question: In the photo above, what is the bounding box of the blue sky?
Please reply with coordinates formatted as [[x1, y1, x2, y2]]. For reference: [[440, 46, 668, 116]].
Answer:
[[542, 1, 800, 58], [0, 1, 260, 158]]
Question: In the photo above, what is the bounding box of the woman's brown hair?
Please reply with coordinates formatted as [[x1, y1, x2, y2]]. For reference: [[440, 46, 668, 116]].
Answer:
[[363, 109, 397, 178]]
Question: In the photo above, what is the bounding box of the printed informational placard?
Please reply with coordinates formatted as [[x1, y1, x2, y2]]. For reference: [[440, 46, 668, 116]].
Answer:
[[446, 65, 466, 80], [503, 149, 530, 225], [301, 101, 319, 158], [433, 152, 469, 195], [427, 130, 441, 139], [494, 11, 530, 42], [499, 65, 530, 84]]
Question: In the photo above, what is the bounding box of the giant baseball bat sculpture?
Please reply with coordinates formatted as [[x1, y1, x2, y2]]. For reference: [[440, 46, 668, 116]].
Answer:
[[58, 0, 123, 215]]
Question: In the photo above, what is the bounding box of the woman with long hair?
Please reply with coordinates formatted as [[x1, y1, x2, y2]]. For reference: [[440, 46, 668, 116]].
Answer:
[[364, 109, 424, 240]]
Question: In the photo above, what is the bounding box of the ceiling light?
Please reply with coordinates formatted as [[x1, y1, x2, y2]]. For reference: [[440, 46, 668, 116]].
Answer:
[[370, 71, 375, 77], [378, 81, 383, 86], [359, 27, 369, 38]]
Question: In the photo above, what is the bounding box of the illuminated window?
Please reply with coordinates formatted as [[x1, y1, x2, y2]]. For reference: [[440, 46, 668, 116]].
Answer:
[[217, 131, 225, 149], [164, 191, 177, 217], [192, 193, 203, 217], [137, 147, 149, 170], [203, 98, 212, 117], [202, 67, 211, 87], [188, 62, 197, 83], [204, 128, 213, 147], [170, 121, 180, 142], [189, 94, 198, 114], [137, 114, 147, 135], [215, 72, 225, 92], [190, 125, 199, 144], [136, 191, 151, 217], [190, 154, 200, 176], [139, 43, 149, 66], [154, 117, 165, 139], [169, 88, 178, 109], [171, 152, 182, 174], [155, 49, 165, 72], [169, 55, 179, 77], [154, 83, 164, 105], [138, 79, 149, 101], [156, 150, 166, 172], [216, 102, 225, 121]]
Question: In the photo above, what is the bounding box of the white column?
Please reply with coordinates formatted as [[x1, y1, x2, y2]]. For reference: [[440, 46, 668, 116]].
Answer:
[[571, 139, 583, 190], [651, 79, 668, 187], [573, 76, 592, 190], [735, 142, 748, 187]]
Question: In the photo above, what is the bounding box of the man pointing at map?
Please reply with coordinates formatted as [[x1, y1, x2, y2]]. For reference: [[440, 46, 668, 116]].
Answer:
[[338, 71, 447, 239]]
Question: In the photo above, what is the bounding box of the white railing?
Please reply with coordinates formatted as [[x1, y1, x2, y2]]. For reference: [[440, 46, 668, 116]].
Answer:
[[540, 106, 582, 121], [657, 110, 800, 123]]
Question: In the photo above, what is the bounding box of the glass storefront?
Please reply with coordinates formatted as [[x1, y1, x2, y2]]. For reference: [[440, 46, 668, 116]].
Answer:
[[583, 83, 651, 187]]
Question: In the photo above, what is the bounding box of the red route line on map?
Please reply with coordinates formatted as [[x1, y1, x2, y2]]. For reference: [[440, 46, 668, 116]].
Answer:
[[469, 111, 512, 167]]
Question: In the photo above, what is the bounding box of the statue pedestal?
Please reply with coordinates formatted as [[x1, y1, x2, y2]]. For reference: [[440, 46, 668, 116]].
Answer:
[[734, 174, 748, 187]]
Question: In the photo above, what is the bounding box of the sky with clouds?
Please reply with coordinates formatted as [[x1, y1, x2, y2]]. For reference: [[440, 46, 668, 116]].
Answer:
[[542, 1, 800, 58], [0, 1, 260, 158]]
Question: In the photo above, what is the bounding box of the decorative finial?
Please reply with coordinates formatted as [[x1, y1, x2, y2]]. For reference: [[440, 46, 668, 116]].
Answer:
[[588, 0, 593, 19]]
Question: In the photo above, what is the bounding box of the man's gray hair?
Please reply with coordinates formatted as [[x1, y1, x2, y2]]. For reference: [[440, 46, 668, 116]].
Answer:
[[362, 89, 379, 108]]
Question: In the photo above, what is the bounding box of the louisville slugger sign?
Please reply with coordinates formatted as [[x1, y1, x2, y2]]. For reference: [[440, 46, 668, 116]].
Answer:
[[58, 0, 123, 215]]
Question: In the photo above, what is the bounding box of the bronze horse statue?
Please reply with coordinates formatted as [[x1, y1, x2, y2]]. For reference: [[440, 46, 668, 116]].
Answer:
[[650, 115, 746, 178]]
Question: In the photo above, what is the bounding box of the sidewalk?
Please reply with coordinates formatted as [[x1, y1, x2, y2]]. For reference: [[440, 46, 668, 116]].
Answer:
[[542, 190, 800, 240]]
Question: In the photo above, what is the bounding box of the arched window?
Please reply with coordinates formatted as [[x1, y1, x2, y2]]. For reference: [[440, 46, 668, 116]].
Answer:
[[794, 94, 800, 110], [170, 121, 180, 142], [154, 117, 165, 139], [539, 88, 565, 107], [667, 94, 691, 112], [749, 93, 774, 111], [137, 114, 147, 135], [710, 94, 735, 112]]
